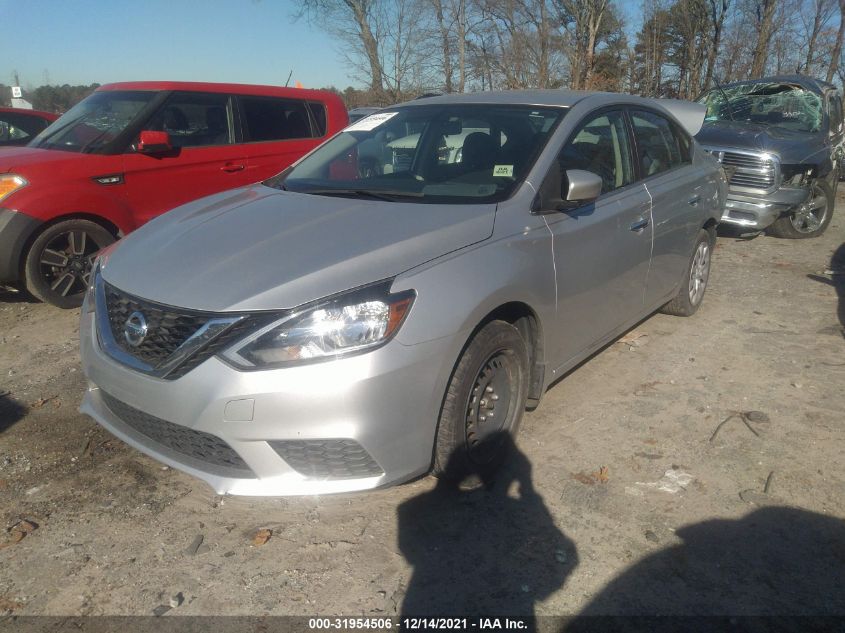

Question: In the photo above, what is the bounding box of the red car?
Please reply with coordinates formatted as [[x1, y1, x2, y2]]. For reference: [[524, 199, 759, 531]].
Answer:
[[0, 108, 59, 147], [0, 82, 347, 307]]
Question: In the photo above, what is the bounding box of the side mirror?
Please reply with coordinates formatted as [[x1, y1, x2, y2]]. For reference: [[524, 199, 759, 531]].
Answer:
[[137, 130, 172, 154], [533, 166, 603, 214], [563, 169, 603, 202]]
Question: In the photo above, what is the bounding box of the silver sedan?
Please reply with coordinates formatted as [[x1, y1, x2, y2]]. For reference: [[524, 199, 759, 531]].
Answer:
[[79, 90, 726, 495]]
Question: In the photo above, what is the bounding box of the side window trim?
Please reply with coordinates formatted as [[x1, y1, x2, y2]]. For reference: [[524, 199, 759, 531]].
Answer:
[[134, 91, 235, 150], [552, 106, 637, 199]]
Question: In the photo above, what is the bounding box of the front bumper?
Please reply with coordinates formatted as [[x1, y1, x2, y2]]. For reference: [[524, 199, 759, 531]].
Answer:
[[720, 187, 811, 230], [79, 306, 459, 496], [0, 208, 41, 283]]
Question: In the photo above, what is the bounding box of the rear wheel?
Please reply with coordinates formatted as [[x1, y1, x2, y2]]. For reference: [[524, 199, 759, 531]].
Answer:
[[432, 320, 529, 480], [660, 229, 712, 317], [24, 219, 115, 308], [767, 179, 834, 239]]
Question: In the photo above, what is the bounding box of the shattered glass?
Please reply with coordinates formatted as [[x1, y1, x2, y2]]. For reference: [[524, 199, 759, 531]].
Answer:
[[698, 83, 823, 133]]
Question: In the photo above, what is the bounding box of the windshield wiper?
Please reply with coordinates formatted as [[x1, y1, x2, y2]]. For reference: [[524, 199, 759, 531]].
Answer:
[[302, 188, 425, 202]]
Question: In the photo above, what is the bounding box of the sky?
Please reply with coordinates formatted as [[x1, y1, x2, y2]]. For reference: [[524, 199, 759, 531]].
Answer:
[[2, 0, 647, 91], [1, 0, 354, 90]]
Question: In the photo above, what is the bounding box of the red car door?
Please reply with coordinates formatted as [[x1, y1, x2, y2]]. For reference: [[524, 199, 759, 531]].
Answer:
[[121, 92, 251, 227], [236, 95, 326, 183]]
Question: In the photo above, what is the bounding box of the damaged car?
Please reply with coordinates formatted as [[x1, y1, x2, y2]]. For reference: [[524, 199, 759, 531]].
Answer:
[[696, 75, 843, 238], [80, 91, 724, 496]]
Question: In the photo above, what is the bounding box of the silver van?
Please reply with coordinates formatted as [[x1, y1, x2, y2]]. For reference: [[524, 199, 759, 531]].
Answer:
[[80, 91, 726, 495]]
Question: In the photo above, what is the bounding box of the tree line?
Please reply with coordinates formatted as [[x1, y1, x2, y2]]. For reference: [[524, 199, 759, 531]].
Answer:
[[301, 0, 845, 106], [0, 83, 100, 112]]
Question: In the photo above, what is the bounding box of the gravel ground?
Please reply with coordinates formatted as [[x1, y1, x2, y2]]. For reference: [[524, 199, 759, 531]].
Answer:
[[1, 196, 843, 619]]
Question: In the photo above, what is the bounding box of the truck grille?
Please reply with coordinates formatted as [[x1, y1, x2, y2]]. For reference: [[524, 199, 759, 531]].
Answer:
[[269, 439, 384, 480], [703, 148, 778, 191], [100, 390, 255, 478]]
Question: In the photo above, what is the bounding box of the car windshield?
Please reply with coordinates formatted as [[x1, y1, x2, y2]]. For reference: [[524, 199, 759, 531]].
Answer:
[[698, 82, 823, 133], [29, 90, 156, 153], [272, 104, 565, 204]]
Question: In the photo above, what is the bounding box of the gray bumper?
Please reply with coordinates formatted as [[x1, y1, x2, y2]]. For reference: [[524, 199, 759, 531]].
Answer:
[[720, 187, 811, 230], [0, 208, 40, 283], [79, 306, 459, 496]]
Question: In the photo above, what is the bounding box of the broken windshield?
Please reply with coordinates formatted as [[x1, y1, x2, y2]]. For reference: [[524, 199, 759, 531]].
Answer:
[[698, 83, 823, 134]]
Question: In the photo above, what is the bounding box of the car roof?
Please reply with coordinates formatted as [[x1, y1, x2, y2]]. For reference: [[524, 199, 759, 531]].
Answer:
[[716, 74, 837, 96], [96, 81, 341, 101], [0, 106, 58, 120], [392, 89, 688, 110]]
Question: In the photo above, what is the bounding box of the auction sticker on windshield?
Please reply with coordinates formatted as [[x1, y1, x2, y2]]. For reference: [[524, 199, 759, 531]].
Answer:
[[345, 112, 399, 132]]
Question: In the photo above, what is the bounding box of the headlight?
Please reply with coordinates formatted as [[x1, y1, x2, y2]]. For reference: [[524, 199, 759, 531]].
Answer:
[[0, 174, 28, 204], [222, 283, 415, 369]]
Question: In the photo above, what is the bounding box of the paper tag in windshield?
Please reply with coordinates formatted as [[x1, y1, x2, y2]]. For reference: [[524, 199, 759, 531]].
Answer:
[[493, 165, 514, 177], [345, 112, 399, 132]]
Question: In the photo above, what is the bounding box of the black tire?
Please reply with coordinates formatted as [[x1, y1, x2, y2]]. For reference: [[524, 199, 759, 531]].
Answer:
[[767, 179, 834, 239], [24, 219, 115, 309], [660, 229, 712, 317], [432, 320, 529, 480]]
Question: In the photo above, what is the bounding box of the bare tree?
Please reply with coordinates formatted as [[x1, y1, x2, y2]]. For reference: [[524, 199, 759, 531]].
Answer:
[[749, 0, 777, 78], [703, 0, 730, 91], [827, 0, 845, 82], [801, 0, 837, 74]]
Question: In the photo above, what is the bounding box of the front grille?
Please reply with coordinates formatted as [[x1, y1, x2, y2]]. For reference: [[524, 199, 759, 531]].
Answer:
[[100, 390, 254, 477], [269, 439, 384, 480], [99, 281, 260, 379], [104, 283, 206, 366], [704, 148, 778, 191]]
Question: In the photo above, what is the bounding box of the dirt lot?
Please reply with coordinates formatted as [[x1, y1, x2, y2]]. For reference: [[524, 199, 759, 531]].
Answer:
[[1, 197, 844, 620]]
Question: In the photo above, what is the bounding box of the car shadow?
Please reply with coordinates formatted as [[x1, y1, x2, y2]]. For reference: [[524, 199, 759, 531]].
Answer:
[[562, 506, 845, 628], [397, 433, 577, 622], [807, 241, 845, 329], [0, 392, 27, 434], [0, 284, 36, 304]]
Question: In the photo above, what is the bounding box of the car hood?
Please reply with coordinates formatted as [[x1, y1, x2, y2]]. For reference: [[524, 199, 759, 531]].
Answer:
[[0, 146, 89, 174], [101, 184, 496, 312], [695, 120, 827, 164]]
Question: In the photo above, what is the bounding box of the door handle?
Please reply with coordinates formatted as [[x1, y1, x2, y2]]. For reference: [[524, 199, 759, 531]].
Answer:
[[221, 163, 245, 172], [630, 217, 649, 233], [688, 194, 701, 206]]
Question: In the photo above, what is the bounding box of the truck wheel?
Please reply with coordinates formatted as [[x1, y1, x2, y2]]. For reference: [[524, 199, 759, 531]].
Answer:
[[432, 320, 529, 481], [767, 180, 834, 239], [24, 219, 115, 309], [660, 229, 712, 317]]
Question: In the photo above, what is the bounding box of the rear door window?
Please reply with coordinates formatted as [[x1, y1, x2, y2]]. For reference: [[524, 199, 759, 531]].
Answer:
[[145, 92, 233, 148], [239, 96, 316, 142], [307, 101, 328, 137], [630, 110, 689, 177]]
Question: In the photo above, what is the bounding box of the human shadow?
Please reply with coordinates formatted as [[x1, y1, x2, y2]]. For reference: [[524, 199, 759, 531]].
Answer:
[[807, 241, 845, 328], [0, 392, 27, 433], [563, 506, 845, 631], [398, 433, 577, 621]]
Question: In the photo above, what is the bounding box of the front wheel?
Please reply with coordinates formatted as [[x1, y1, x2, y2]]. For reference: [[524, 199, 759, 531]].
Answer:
[[24, 219, 115, 308], [767, 179, 834, 239], [660, 229, 712, 317], [432, 320, 529, 480]]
